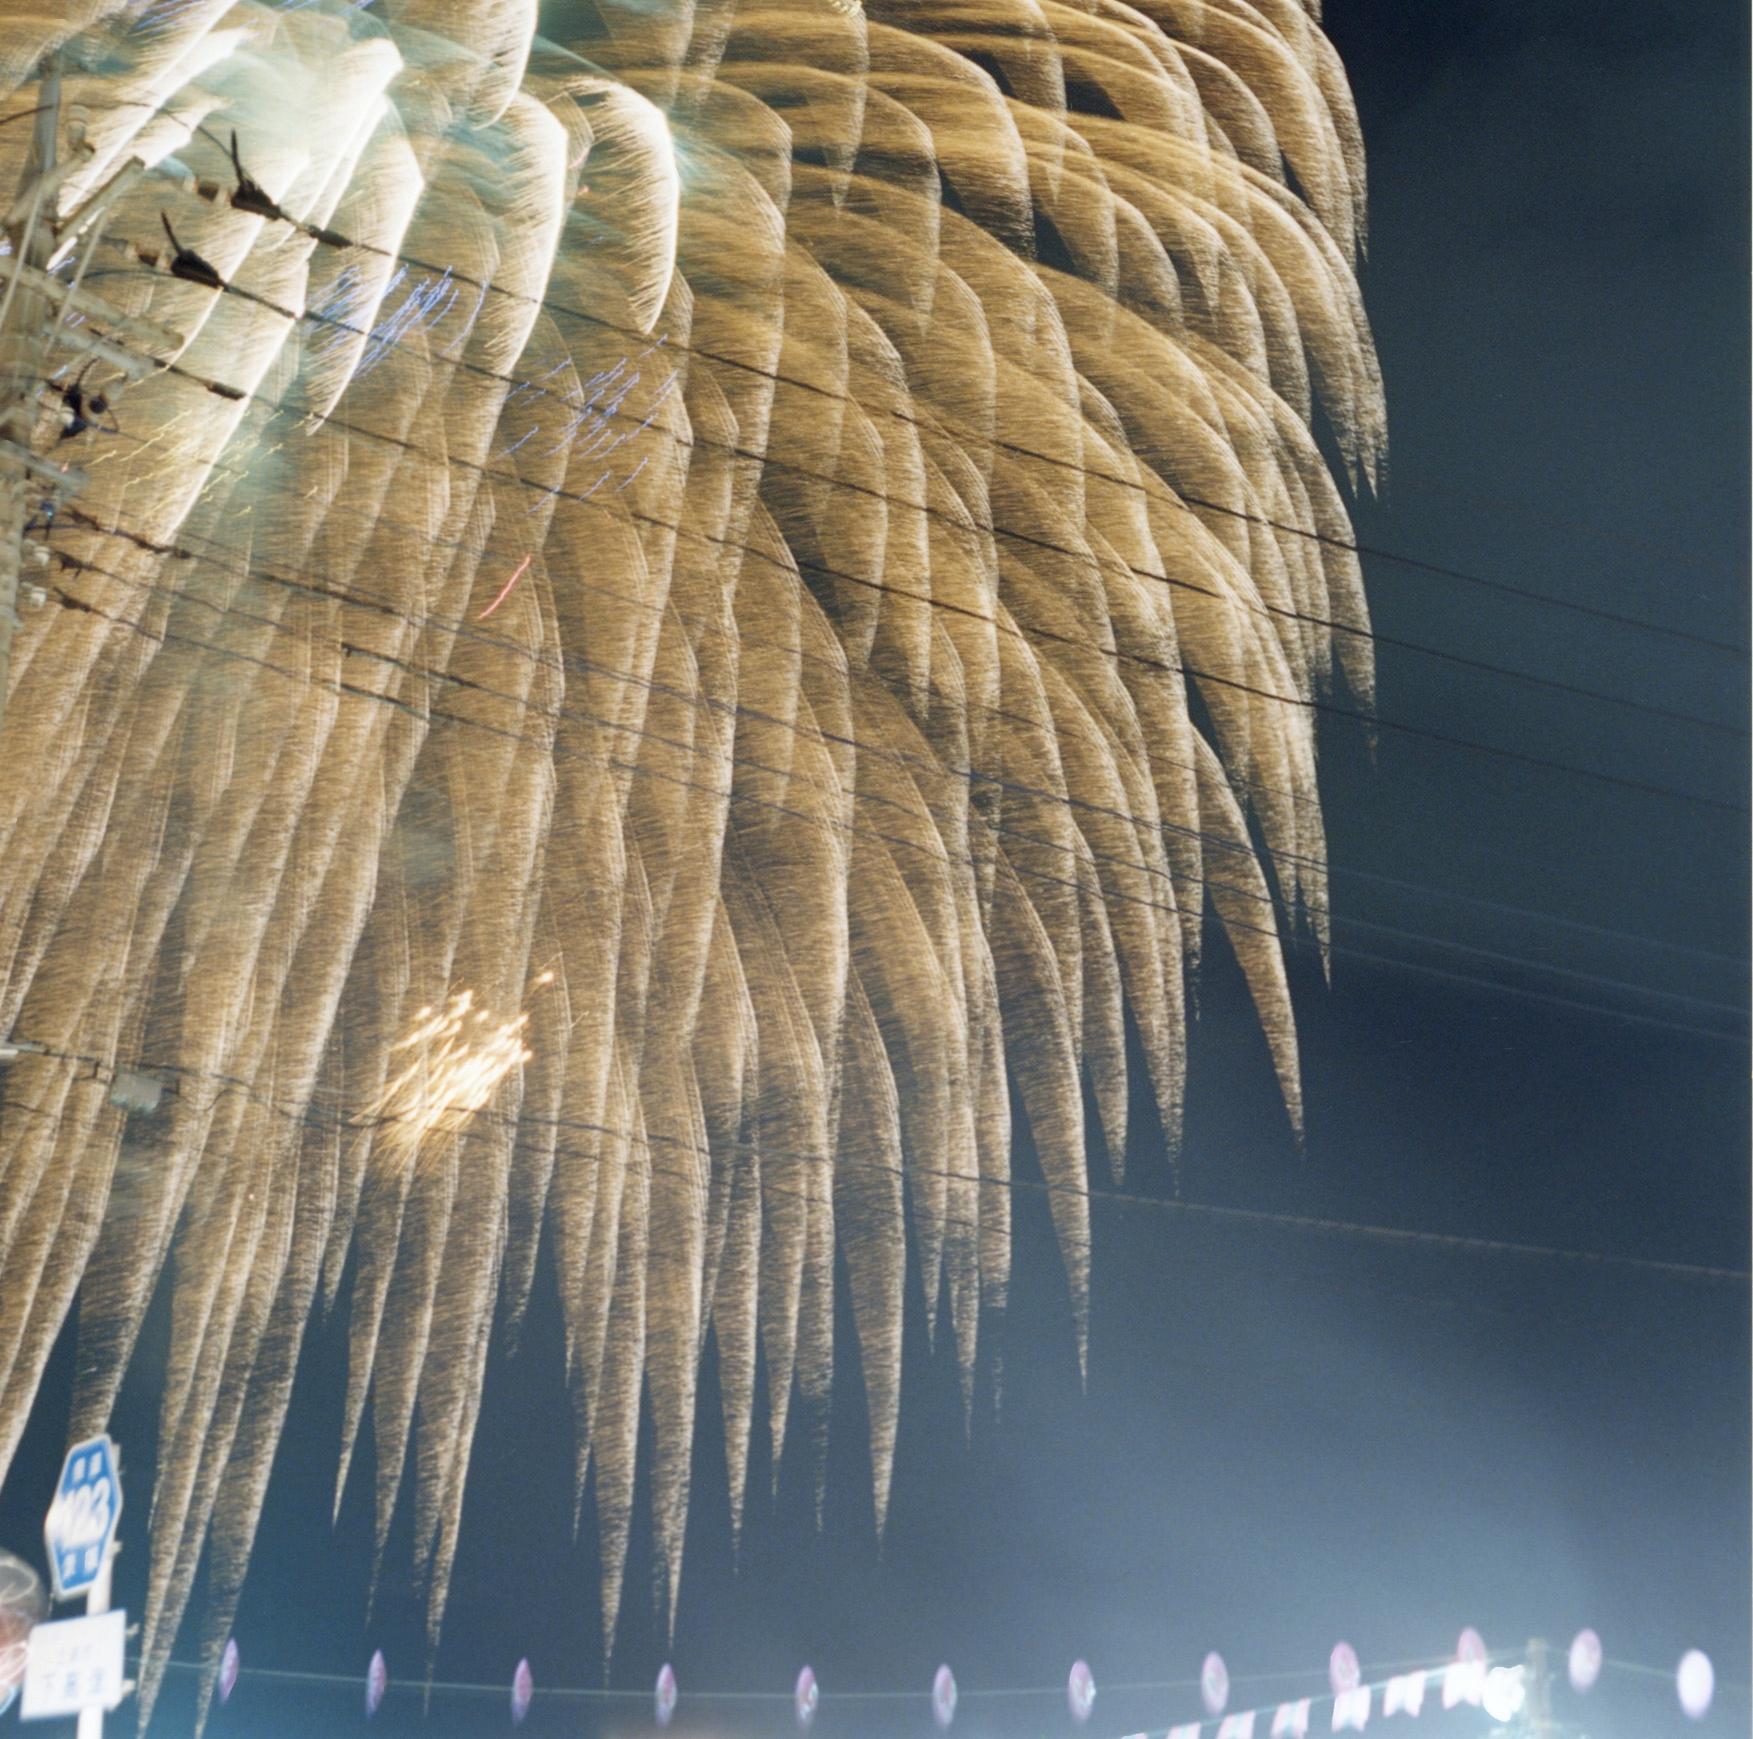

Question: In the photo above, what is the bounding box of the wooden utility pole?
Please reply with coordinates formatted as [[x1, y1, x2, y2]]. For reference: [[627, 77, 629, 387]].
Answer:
[[0, 64, 181, 726], [0, 55, 63, 726], [1522, 1638, 1558, 1739]]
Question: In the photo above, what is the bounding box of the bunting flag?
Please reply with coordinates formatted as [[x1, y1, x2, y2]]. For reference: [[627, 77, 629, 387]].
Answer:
[[932, 1666, 958, 1730], [523, 1629, 1647, 1739], [1382, 1672, 1425, 1718], [364, 1651, 387, 1720], [1332, 1687, 1371, 1733], [1440, 1660, 1483, 1710], [1443, 1628, 1487, 1709], [1271, 1700, 1312, 1739]]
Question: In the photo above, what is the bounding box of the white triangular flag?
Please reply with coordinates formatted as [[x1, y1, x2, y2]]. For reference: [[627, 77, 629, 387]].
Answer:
[[1272, 1700, 1311, 1739], [1332, 1687, 1371, 1733], [1383, 1673, 1426, 1718], [1168, 1724, 1202, 1739], [1441, 1662, 1483, 1710], [1218, 1715, 1256, 1739]]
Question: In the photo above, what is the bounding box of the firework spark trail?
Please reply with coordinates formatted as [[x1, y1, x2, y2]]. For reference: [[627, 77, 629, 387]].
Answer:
[[365, 991, 535, 1165], [0, 0, 1381, 1728]]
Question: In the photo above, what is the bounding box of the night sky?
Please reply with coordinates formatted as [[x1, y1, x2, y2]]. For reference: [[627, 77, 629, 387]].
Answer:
[[2, 2, 1747, 1737]]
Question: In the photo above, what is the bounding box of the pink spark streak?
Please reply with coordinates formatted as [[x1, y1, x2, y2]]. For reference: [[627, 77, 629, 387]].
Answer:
[[477, 554, 532, 620]]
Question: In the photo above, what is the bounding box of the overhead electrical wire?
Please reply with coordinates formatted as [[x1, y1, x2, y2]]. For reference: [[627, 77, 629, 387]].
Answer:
[[7, 1046, 1746, 1288], [48, 505, 1749, 1035], [135, 1645, 1502, 1705], [55, 290, 1750, 819], [124, 146, 1751, 666], [38, 557, 1748, 1045], [58, 491, 1751, 989], [93, 203, 1752, 751]]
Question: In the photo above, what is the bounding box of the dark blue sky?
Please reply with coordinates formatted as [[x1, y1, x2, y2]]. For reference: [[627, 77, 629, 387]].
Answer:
[[3, 3, 1746, 1737]]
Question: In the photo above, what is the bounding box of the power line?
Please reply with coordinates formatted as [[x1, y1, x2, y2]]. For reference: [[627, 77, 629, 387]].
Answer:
[[136, 135, 1751, 671], [60, 303, 1749, 817], [1393, 469, 1752, 580], [51, 472, 1753, 1029], [42, 544, 1748, 1041], [16, 75, 1750, 702], [141, 1646, 1478, 1705], [115, 200, 1751, 743], [44, 158, 1742, 749], [1319, 864, 1746, 969], [1193, 489, 1752, 661], [63, 470, 1752, 979], [8, 109, 1738, 1053], [6, 1037, 1747, 1287]]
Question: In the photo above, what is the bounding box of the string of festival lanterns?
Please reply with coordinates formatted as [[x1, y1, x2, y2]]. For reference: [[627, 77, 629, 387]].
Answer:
[[197, 1626, 1721, 1728]]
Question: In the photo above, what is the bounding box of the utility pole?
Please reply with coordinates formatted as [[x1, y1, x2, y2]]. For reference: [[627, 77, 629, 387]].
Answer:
[[1522, 1638, 1557, 1739], [0, 60, 172, 727], [0, 55, 64, 726]]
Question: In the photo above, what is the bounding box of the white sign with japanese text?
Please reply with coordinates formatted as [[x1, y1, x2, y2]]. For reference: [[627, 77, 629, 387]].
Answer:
[[20, 1610, 125, 1720]]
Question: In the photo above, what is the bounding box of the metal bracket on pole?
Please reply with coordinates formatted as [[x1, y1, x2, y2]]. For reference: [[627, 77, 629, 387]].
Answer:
[[45, 157, 146, 271], [0, 439, 86, 492], [0, 253, 185, 356]]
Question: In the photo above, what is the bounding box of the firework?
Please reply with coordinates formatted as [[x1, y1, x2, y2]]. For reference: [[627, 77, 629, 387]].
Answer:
[[0, 0, 1382, 1726]]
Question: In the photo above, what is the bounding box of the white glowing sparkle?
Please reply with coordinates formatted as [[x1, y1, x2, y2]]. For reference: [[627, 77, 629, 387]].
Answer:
[[366, 991, 532, 1162]]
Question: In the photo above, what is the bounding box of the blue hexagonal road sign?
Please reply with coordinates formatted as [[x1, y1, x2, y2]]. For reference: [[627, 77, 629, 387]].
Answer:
[[44, 1434, 122, 1600]]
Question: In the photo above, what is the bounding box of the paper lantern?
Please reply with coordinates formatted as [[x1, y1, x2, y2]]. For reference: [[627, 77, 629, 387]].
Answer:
[[796, 1666, 818, 1729], [1677, 1650, 1714, 1720], [1068, 1660, 1095, 1724], [1202, 1651, 1230, 1715], [511, 1659, 534, 1726], [1567, 1630, 1601, 1695], [366, 1650, 388, 1718], [656, 1663, 679, 1728], [932, 1665, 958, 1729]]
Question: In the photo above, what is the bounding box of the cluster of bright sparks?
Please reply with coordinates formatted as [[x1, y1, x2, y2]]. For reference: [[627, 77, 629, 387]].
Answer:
[[365, 987, 541, 1168]]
